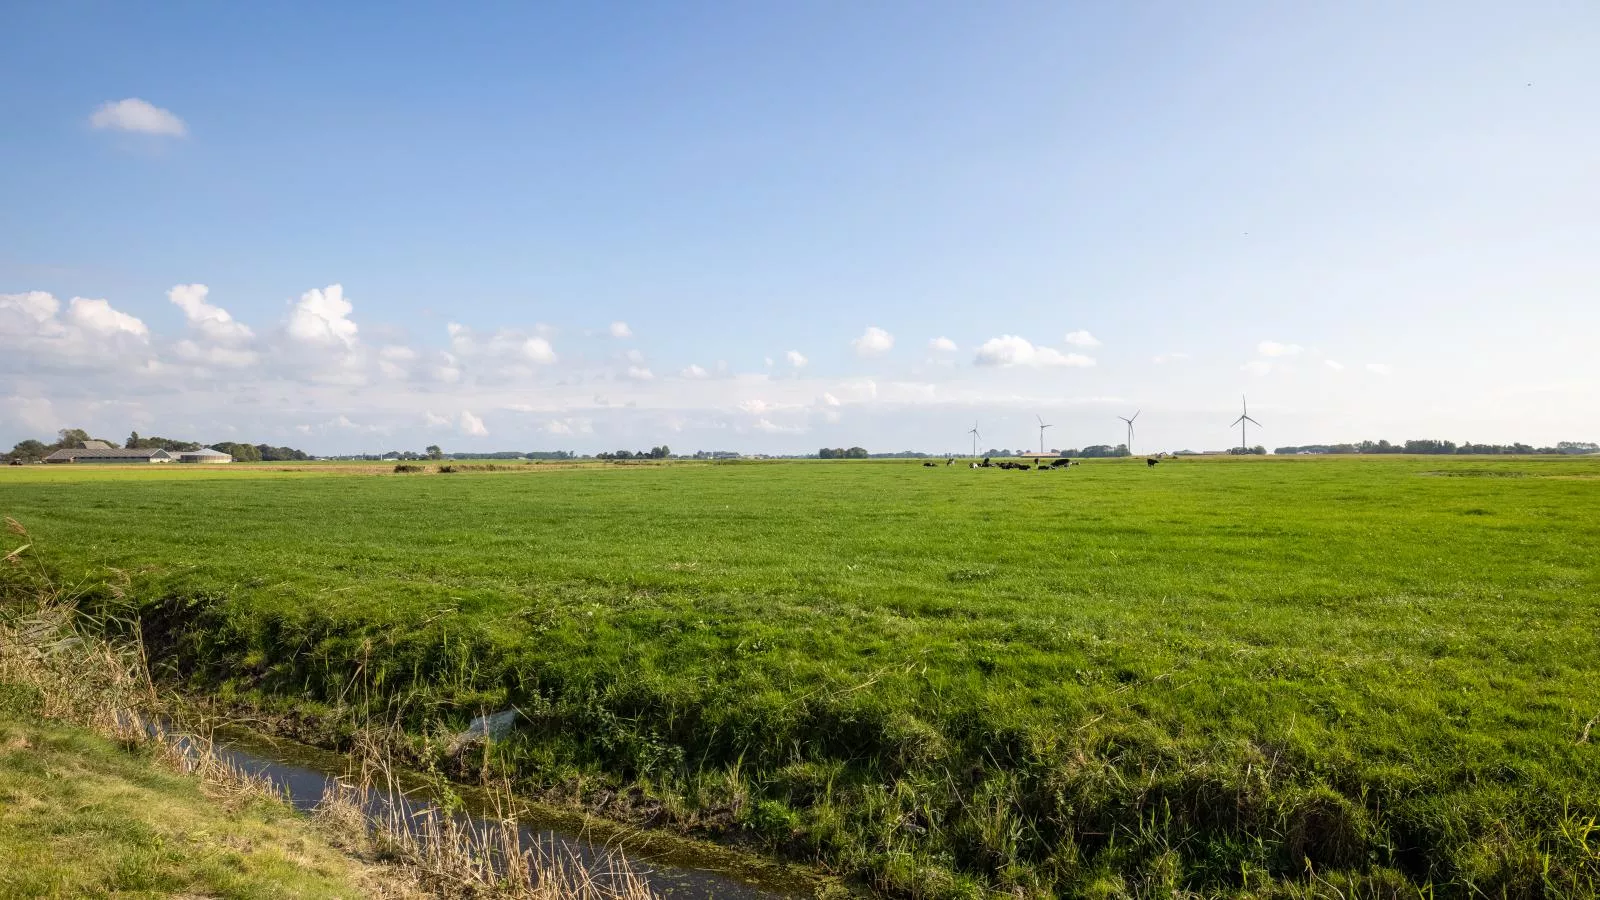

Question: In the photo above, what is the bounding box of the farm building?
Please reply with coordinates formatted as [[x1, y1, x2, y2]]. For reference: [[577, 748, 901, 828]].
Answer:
[[45, 447, 173, 464], [177, 448, 232, 464]]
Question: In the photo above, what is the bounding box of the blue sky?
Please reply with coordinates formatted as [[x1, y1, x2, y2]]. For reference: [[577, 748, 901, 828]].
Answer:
[[3, 2, 1597, 454]]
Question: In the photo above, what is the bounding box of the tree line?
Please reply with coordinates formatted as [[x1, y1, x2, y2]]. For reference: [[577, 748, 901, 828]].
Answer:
[[1273, 439, 1598, 456], [595, 446, 671, 460], [2, 428, 309, 463]]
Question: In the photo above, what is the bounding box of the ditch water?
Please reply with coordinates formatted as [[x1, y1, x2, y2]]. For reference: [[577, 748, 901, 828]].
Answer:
[[207, 727, 814, 900]]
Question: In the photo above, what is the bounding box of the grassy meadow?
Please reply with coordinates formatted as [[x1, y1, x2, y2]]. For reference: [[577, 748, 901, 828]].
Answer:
[[2, 456, 1597, 897]]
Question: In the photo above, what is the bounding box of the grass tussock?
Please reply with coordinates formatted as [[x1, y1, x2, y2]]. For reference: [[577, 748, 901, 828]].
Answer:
[[0, 518, 657, 900]]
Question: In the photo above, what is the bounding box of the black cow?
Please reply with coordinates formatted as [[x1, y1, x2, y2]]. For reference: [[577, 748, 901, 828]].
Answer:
[[1146, 458, 1159, 468], [923, 461, 937, 467]]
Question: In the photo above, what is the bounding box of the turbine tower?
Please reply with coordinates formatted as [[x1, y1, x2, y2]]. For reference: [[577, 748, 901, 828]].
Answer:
[[1036, 416, 1054, 455], [968, 421, 981, 458], [1231, 396, 1261, 452], [1118, 410, 1140, 455]]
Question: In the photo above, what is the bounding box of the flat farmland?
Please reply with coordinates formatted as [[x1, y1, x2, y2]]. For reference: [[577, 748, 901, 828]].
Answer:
[[2, 456, 1597, 897]]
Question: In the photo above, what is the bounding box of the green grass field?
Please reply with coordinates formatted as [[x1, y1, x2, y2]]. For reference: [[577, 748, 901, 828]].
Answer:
[[2, 456, 1597, 897]]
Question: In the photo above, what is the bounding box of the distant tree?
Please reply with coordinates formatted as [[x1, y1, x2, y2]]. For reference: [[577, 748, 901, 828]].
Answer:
[[209, 442, 261, 462], [426, 445, 444, 460], [648, 445, 670, 459], [56, 428, 91, 449], [845, 446, 869, 459], [3, 439, 50, 463], [126, 430, 143, 449], [255, 444, 310, 461]]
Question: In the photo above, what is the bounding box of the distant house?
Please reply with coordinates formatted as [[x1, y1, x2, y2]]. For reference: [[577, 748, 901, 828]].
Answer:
[[177, 448, 232, 464], [45, 446, 173, 464]]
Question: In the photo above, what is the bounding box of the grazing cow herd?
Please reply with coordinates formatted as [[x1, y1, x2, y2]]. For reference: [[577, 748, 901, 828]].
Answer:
[[921, 456, 1166, 470]]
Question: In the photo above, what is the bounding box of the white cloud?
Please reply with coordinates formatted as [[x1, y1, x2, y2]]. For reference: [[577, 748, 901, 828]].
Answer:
[[423, 410, 452, 428], [1366, 363, 1393, 376], [626, 365, 654, 381], [0, 291, 152, 371], [459, 410, 488, 436], [1325, 360, 1345, 371], [0, 395, 57, 433], [1064, 330, 1100, 348], [380, 345, 417, 362], [89, 98, 187, 136], [852, 326, 894, 357], [1242, 360, 1273, 376], [447, 322, 557, 369], [820, 392, 841, 407], [168, 284, 253, 343], [287, 285, 358, 349], [973, 335, 1094, 368], [680, 363, 709, 379], [0, 291, 61, 334], [1257, 341, 1304, 358], [1153, 352, 1191, 364], [738, 399, 771, 414], [172, 340, 257, 368], [928, 337, 958, 353], [542, 417, 592, 435], [66, 298, 148, 339], [609, 321, 632, 338], [753, 418, 806, 434], [785, 350, 807, 368]]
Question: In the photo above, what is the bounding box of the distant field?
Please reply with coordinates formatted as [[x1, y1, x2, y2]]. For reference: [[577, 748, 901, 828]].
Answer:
[[3, 456, 1597, 897]]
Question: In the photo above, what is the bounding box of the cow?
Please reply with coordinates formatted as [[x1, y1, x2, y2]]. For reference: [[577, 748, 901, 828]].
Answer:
[[1146, 458, 1159, 468], [923, 461, 937, 467], [1050, 458, 1072, 468]]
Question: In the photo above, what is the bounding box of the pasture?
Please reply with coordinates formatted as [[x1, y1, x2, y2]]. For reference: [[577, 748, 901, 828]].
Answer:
[[2, 456, 1597, 897]]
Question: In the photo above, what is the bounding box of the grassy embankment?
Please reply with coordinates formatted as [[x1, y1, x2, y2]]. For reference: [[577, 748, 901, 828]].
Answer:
[[2, 456, 1597, 897], [0, 524, 655, 900], [0, 707, 411, 898]]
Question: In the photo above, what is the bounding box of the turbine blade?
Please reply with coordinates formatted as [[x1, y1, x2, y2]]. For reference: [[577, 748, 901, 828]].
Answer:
[[1132, 410, 1140, 422], [1231, 415, 1245, 426], [1245, 416, 1261, 426]]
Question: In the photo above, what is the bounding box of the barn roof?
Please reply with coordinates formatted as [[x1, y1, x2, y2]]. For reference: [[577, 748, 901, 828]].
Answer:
[[179, 448, 231, 458], [46, 448, 173, 461]]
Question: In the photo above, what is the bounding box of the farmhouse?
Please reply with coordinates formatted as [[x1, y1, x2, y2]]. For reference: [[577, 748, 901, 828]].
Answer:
[[45, 446, 173, 464], [177, 448, 232, 464]]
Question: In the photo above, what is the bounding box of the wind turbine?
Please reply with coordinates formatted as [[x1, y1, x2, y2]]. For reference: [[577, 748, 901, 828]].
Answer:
[[968, 421, 981, 458], [1036, 416, 1054, 455], [1118, 410, 1140, 455], [1231, 395, 1261, 452]]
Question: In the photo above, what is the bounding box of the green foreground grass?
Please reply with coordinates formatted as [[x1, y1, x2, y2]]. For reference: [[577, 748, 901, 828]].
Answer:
[[0, 687, 394, 898], [2, 456, 1598, 897]]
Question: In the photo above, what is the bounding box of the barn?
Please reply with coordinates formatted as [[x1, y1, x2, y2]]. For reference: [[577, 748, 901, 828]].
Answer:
[[44, 447, 173, 464], [177, 448, 233, 464]]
